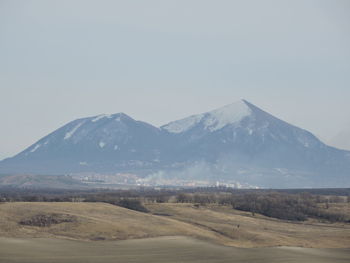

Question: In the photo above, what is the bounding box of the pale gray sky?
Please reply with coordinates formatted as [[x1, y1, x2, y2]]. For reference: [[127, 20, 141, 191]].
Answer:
[[1, 0, 350, 160]]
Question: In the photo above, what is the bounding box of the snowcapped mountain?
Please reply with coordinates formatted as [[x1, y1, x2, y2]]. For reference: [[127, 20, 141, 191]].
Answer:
[[160, 100, 350, 187], [1, 100, 349, 188], [162, 100, 330, 162], [0, 113, 166, 174]]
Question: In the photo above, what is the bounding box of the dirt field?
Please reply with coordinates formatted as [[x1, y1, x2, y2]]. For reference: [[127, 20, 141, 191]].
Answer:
[[1, 236, 350, 263]]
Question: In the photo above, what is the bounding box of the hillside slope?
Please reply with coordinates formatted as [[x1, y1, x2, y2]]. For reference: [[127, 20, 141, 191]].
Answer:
[[0, 202, 349, 248]]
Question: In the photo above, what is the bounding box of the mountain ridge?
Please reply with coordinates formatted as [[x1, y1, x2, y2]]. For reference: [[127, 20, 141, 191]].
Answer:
[[1, 100, 349, 188]]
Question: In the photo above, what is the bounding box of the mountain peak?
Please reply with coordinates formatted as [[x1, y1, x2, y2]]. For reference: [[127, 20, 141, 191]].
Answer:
[[203, 100, 252, 131], [162, 100, 252, 133], [90, 112, 133, 123], [90, 114, 114, 122]]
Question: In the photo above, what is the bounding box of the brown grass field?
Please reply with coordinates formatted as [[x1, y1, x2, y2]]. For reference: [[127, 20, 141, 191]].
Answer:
[[0, 202, 349, 262], [1, 236, 350, 263]]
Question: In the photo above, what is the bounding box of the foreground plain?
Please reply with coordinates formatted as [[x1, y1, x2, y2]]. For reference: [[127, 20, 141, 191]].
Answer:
[[1, 236, 350, 263]]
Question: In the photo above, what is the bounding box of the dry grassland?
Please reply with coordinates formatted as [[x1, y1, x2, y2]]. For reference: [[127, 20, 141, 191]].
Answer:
[[1, 236, 350, 263], [0, 202, 349, 248]]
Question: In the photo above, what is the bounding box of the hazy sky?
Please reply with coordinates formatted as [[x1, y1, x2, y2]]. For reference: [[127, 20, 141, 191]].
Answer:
[[1, 0, 350, 160]]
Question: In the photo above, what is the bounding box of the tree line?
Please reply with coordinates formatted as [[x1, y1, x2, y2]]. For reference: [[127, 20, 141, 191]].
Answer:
[[0, 186, 349, 222]]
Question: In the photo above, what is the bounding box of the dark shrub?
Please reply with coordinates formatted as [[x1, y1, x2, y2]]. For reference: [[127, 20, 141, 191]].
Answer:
[[19, 213, 77, 227], [114, 198, 149, 213]]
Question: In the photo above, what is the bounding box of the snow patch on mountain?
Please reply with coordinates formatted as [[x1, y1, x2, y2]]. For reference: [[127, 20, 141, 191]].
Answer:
[[203, 101, 252, 131], [163, 100, 251, 133], [64, 121, 85, 140], [91, 114, 112, 122], [163, 114, 203, 133], [30, 144, 41, 153]]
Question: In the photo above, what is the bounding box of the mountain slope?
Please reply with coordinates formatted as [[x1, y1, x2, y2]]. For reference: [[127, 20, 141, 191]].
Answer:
[[329, 127, 350, 151], [0, 100, 349, 187]]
